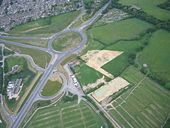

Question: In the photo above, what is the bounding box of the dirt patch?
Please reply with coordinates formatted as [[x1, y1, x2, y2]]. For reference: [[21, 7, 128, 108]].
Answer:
[[49, 73, 62, 82], [81, 50, 123, 78], [92, 77, 129, 102], [23, 25, 49, 33], [83, 76, 106, 91]]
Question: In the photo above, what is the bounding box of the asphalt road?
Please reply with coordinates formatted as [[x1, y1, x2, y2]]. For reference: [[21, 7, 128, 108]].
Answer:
[[0, 1, 114, 128]]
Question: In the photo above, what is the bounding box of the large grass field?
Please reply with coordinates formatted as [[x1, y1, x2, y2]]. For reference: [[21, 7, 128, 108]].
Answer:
[[41, 80, 62, 97], [87, 18, 153, 45], [4, 44, 51, 68], [102, 33, 151, 77], [119, 0, 170, 21], [72, 63, 103, 86], [138, 29, 170, 84], [25, 100, 105, 128], [8, 11, 80, 37], [108, 66, 170, 128], [52, 32, 82, 52], [4, 57, 36, 112]]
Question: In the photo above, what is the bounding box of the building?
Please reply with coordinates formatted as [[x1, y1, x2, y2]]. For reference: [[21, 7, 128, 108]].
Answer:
[[12, 65, 20, 73], [7, 79, 23, 99], [70, 75, 79, 87]]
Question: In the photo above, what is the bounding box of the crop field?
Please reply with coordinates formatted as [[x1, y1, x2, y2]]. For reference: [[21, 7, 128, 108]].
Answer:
[[4, 44, 51, 68], [119, 0, 170, 20], [4, 38, 49, 48], [41, 80, 62, 97], [88, 18, 153, 45], [138, 29, 170, 83], [108, 66, 170, 128], [8, 11, 80, 37], [52, 32, 82, 52], [25, 100, 105, 128]]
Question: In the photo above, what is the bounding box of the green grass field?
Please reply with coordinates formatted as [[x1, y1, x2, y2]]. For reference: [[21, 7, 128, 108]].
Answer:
[[25, 100, 105, 128], [41, 80, 62, 97], [102, 40, 141, 76], [52, 32, 82, 52], [119, 0, 170, 20], [72, 63, 103, 86], [8, 11, 80, 37], [88, 18, 153, 45], [4, 44, 51, 68], [108, 66, 170, 128], [138, 29, 170, 84], [4, 38, 49, 48], [4, 56, 36, 112]]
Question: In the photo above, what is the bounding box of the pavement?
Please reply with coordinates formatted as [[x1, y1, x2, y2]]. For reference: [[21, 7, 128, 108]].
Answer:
[[0, 1, 121, 128]]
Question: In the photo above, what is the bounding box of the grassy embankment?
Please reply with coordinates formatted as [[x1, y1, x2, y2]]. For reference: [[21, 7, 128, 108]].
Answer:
[[41, 80, 62, 97], [3, 44, 51, 69], [52, 32, 82, 52]]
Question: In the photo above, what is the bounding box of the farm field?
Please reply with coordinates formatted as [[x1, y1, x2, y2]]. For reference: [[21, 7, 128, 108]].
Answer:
[[87, 18, 153, 45], [41, 80, 62, 97], [4, 56, 36, 112], [102, 40, 141, 77], [138, 29, 170, 85], [3, 43, 51, 68], [108, 66, 170, 128], [118, 0, 170, 20], [102, 32, 151, 77], [4, 38, 49, 48], [73, 18, 153, 86], [52, 32, 82, 52], [25, 100, 105, 128], [8, 11, 80, 37]]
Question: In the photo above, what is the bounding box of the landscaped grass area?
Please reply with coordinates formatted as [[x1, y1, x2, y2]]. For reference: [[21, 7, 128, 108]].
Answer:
[[25, 100, 105, 128], [8, 11, 80, 37], [72, 63, 103, 86], [41, 80, 62, 97], [4, 44, 51, 68], [118, 0, 170, 20], [4, 56, 36, 112], [138, 29, 170, 86], [0, 114, 6, 128], [4, 38, 49, 48], [88, 18, 153, 45], [108, 66, 170, 128], [52, 32, 82, 52]]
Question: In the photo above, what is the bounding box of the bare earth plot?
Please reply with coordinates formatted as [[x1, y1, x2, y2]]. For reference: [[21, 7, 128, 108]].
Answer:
[[92, 77, 129, 102], [25, 100, 105, 128], [81, 50, 123, 78], [108, 66, 170, 128]]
